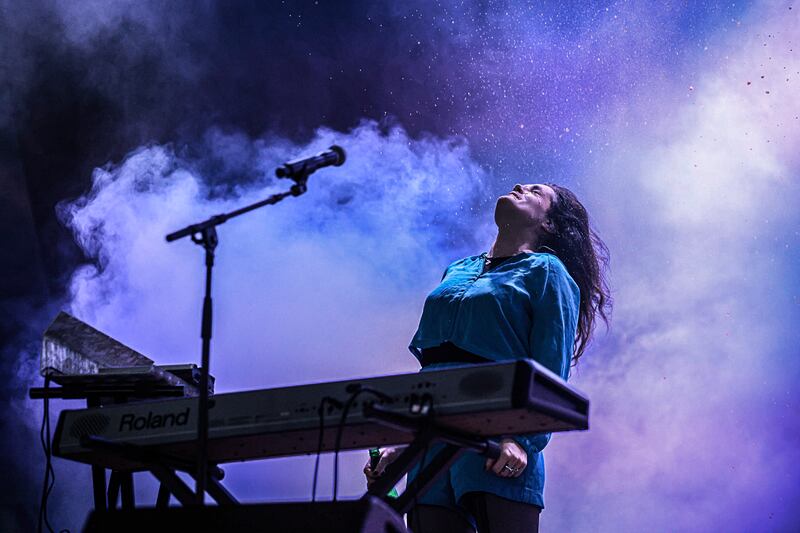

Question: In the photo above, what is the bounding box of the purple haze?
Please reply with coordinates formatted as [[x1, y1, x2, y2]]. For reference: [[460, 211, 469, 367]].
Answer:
[[10, 1, 800, 531]]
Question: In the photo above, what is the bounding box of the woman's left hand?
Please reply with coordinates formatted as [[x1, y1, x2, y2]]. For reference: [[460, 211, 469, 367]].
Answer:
[[485, 438, 527, 478]]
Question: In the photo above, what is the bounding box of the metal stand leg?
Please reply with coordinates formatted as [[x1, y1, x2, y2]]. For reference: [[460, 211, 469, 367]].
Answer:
[[156, 483, 171, 508], [120, 472, 135, 509], [366, 428, 438, 499], [91, 466, 107, 511], [392, 444, 465, 515], [149, 464, 198, 506], [107, 472, 121, 509], [186, 469, 237, 506]]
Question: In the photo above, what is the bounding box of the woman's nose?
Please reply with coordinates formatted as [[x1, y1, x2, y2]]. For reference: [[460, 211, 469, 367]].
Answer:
[[513, 184, 524, 193]]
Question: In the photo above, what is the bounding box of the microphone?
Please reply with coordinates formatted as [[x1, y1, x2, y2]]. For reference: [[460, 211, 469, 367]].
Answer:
[[275, 145, 346, 179]]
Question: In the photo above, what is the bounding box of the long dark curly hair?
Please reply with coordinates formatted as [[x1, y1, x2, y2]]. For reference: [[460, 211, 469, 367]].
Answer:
[[536, 184, 612, 364]]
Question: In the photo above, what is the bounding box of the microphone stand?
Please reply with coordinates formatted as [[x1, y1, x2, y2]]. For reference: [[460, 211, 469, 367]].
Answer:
[[165, 173, 310, 504]]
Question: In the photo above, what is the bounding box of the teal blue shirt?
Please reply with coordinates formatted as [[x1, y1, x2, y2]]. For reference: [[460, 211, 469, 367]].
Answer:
[[408, 251, 580, 507]]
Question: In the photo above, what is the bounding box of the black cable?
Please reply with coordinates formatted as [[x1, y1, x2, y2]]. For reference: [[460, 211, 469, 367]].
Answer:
[[312, 396, 341, 501], [332, 392, 358, 502], [38, 375, 56, 533], [312, 397, 329, 501], [37, 374, 71, 533], [332, 386, 392, 501]]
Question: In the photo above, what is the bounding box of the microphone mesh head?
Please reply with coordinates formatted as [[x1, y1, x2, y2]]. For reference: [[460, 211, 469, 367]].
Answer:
[[329, 145, 346, 166]]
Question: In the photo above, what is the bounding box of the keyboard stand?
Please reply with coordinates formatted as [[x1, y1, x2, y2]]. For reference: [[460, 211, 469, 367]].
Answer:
[[80, 435, 237, 507], [363, 403, 502, 515]]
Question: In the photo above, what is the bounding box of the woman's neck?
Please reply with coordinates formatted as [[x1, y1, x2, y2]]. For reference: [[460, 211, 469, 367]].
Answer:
[[488, 227, 539, 258]]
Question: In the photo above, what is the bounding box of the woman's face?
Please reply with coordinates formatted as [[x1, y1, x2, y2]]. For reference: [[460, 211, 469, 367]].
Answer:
[[495, 183, 557, 233]]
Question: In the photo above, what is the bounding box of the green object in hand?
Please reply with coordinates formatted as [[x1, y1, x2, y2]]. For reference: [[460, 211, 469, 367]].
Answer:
[[369, 448, 399, 498]]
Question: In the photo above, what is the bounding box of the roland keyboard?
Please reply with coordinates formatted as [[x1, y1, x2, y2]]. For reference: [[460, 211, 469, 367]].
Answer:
[[53, 359, 589, 470]]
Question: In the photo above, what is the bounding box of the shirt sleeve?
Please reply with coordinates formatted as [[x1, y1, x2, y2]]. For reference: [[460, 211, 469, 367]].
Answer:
[[512, 256, 580, 454]]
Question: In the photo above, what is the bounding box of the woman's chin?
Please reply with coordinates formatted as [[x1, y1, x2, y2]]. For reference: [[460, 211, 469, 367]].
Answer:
[[493, 198, 518, 224]]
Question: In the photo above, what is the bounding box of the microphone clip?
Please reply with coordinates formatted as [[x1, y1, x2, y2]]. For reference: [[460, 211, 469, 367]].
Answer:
[[289, 180, 308, 196]]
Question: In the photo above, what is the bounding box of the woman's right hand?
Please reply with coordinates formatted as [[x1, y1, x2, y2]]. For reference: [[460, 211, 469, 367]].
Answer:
[[363, 446, 403, 488]]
